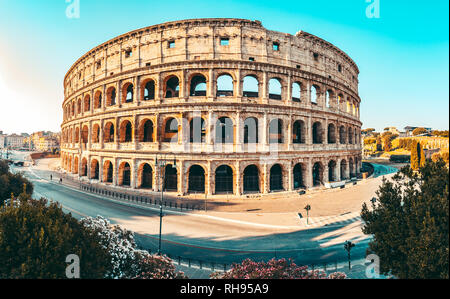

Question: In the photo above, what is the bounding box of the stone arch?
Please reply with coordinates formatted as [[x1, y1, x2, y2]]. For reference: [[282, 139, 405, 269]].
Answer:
[[164, 164, 178, 191], [84, 94, 91, 112], [103, 160, 114, 183], [188, 165, 206, 193], [138, 163, 153, 189], [340, 159, 348, 180], [293, 120, 306, 144], [164, 75, 180, 98], [94, 90, 102, 109], [312, 122, 323, 144], [292, 82, 301, 102], [106, 86, 116, 106], [269, 164, 283, 191], [293, 163, 305, 189], [269, 119, 283, 144], [327, 123, 336, 144], [215, 165, 234, 194], [141, 78, 155, 101], [122, 82, 134, 103], [119, 120, 133, 143], [311, 84, 319, 104], [339, 126, 347, 144], [243, 75, 259, 98], [189, 74, 207, 97], [244, 117, 258, 144], [216, 73, 234, 97], [328, 160, 337, 182], [80, 157, 88, 177], [92, 124, 100, 143], [326, 89, 334, 108], [189, 117, 206, 143], [312, 162, 323, 186], [243, 164, 260, 193], [138, 119, 154, 142], [74, 127, 80, 144], [215, 117, 234, 144], [77, 98, 82, 115], [348, 127, 353, 144], [118, 161, 131, 186], [90, 159, 100, 180], [81, 125, 89, 144], [163, 117, 179, 143], [268, 77, 282, 100], [104, 122, 115, 143]]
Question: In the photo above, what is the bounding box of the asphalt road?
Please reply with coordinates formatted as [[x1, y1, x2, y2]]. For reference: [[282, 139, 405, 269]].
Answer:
[[7, 151, 382, 270]]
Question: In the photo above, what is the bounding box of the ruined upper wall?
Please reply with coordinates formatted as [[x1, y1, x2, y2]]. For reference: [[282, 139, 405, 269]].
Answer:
[[64, 18, 360, 98]]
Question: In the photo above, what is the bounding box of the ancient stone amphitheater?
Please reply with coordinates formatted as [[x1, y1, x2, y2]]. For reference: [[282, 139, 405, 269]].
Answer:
[[61, 18, 362, 198]]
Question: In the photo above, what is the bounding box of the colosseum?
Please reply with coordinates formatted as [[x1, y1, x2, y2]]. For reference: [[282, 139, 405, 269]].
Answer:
[[61, 18, 362, 198]]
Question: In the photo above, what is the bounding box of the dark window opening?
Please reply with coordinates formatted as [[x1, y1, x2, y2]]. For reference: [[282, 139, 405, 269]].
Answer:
[[220, 38, 229, 46]]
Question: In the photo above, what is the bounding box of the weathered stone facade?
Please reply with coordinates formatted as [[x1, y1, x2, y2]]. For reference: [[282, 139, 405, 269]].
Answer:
[[61, 18, 363, 197]]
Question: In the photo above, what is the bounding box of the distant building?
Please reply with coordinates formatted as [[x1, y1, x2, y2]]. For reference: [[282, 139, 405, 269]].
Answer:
[[404, 126, 432, 136], [0, 132, 6, 149], [29, 131, 60, 151], [6, 134, 25, 149], [385, 127, 400, 135]]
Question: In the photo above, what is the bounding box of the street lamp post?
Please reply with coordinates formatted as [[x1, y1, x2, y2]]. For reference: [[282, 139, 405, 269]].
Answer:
[[344, 240, 355, 270], [304, 204, 311, 225], [155, 154, 176, 255]]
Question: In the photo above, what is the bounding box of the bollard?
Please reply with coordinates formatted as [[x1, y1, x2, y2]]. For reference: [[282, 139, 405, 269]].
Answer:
[[178, 256, 181, 265]]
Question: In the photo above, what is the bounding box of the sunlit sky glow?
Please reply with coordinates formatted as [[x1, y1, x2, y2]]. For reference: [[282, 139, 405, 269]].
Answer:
[[0, 0, 448, 134]]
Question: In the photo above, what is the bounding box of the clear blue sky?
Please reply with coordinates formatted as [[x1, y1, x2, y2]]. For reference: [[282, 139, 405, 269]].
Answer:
[[0, 0, 448, 134]]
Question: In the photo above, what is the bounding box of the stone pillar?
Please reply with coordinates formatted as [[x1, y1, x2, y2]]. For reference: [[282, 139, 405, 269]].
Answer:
[[307, 116, 312, 145], [336, 159, 341, 182], [262, 112, 268, 151], [178, 160, 184, 195], [135, 76, 141, 106], [323, 164, 329, 184], [262, 163, 269, 194], [235, 161, 241, 196], [235, 69, 242, 101], [287, 115, 293, 150], [208, 68, 215, 100], [306, 158, 313, 188], [286, 75, 292, 105], [235, 112, 241, 152], [99, 157, 103, 183], [207, 160, 213, 196], [261, 72, 268, 103], [131, 158, 137, 189], [114, 117, 119, 150], [287, 163, 293, 191]]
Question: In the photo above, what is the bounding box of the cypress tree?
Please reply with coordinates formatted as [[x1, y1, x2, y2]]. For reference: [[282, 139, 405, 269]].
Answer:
[[411, 140, 419, 170], [419, 142, 426, 168]]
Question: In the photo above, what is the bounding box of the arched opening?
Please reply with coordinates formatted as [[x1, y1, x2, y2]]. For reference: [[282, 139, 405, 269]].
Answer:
[[138, 120, 154, 142], [190, 75, 207, 97], [312, 162, 323, 187], [106, 87, 116, 106], [80, 158, 87, 177], [94, 91, 102, 109], [123, 83, 134, 103], [216, 74, 234, 97], [244, 118, 258, 144], [293, 120, 306, 144], [92, 124, 100, 143], [216, 117, 234, 144], [139, 163, 153, 189], [339, 126, 346, 144], [215, 165, 233, 194], [292, 82, 301, 102], [74, 127, 80, 144], [81, 126, 89, 144], [77, 99, 81, 115], [84, 95, 90, 112], [340, 160, 347, 180], [90, 159, 99, 180], [119, 162, 131, 186], [143, 80, 155, 101], [311, 85, 318, 104], [119, 120, 133, 143], [270, 164, 283, 191], [165, 76, 180, 98], [164, 164, 177, 191], [163, 118, 179, 143], [188, 165, 205, 193], [326, 90, 333, 108], [293, 163, 305, 189], [348, 127, 353, 144], [268, 78, 282, 100], [243, 165, 260, 193], [104, 122, 115, 143], [73, 157, 79, 174], [243, 75, 259, 98], [269, 119, 283, 144], [312, 122, 323, 144], [103, 161, 113, 183], [328, 160, 337, 182], [189, 117, 206, 143], [328, 123, 336, 144]]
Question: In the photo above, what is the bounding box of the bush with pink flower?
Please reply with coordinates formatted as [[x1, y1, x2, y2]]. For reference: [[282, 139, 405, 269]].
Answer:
[[211, 258, 347, 279]]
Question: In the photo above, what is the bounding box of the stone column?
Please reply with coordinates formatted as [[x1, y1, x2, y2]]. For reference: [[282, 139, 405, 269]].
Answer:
[[235, 69, 242, 101], [286, 75, 292, 105], [235, 112, 241, 152], [287, 163, 293, 191], [262, 163, 269, 194], [261, 72, 268, 103], [178, 160, 184, 195], [131, 158, 137, 189], [306, 158, 313, 188], [135, 76, 141, 106], [208, 68, 215, 100], [235, 161, 241, 196], [207, 160, 213, 196]]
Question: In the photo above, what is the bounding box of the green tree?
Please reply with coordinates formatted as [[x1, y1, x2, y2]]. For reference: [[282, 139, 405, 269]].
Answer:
[[361, 159, 449, 279], [0, 196, 112, 279], [0, 160, 33, 205], [412, 127, 428, 136]]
